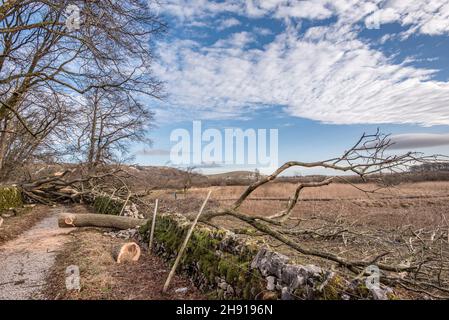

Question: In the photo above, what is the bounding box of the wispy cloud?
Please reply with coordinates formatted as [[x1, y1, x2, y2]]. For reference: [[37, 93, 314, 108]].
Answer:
[[213, 31, 256, 48], [152, 1, 449, 126], [217, 17, 241, 30], [136, 148, 170, 156], [154, 23, 449, 126], [196, 162, 223, 169], [162, 0, 449, 36], [253, 27, 274, 36], [390, 133, 449, 150]]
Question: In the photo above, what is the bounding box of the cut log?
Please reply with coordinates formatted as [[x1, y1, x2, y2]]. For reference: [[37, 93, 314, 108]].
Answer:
[[112, 242, 141, 263], [58, 213, 148, 230]]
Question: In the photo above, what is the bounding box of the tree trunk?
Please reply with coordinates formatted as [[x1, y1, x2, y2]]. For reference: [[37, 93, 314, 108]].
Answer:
[[87, 100, 98, 168], [58, 213, 148, 229], [94, 111, 105, 166], [0, 118, 9, 172], [112, 242, 141, 263]]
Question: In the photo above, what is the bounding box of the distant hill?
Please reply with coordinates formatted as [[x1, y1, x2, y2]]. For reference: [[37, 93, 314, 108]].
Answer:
[[205, 170, 262, 186], [206, 170, 258, 179], [6, 163, 449, 190]]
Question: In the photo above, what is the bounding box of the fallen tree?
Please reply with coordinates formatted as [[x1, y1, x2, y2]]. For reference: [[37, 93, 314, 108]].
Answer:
[[58, 213, 147, 230], [197, 131, 449, 299], [16, 167, 146, 219], [19, 168, 123, 205]]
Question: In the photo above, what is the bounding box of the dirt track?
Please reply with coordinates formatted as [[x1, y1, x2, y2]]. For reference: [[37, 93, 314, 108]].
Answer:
[[1, 205, 204, 300], [0, 207, 74, 300]]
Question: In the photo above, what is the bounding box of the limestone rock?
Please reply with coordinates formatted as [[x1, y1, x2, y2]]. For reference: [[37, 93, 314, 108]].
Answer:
[[370, 288, 388, 300], [218, 281, 228, 290], [251, 248, 289, 277], [175, 287, 188, 294], [266, 276, 276, 291], [370, 286, 394, 300], [281, 287, 294, 300], [281, 265, 305, 290]]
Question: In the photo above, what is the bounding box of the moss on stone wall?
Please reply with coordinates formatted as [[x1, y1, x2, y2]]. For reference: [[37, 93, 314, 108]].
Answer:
[[140, 214, 264, 299], [0, 186, 23, 211], [93, 196, 122, 215]]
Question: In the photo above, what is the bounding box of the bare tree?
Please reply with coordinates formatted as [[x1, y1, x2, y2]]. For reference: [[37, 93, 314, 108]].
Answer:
[[0, 0, 164, 175], [178, 166, 196, 196], [0, 89, 74, 180], [68, 88, 154, 168]]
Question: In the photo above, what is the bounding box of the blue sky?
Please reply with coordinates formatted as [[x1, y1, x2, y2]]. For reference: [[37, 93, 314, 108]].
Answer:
[[133, 0, 449, 175]]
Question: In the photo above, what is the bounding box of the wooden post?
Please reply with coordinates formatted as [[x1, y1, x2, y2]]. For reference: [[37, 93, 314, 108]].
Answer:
[[148, 199, 159, 253], [162, 191, 212, 293], [119, 192, 132, 216]]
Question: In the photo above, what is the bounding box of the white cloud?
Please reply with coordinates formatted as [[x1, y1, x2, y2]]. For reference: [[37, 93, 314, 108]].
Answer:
[[275, 1, 334, 20], [365, 1, 449, 36], [161, 0, 242, 21], [253, 27, 274, 36], [162, 0, 449, 36], [154, 1, 449, 125], [390, 133, 449, 149], [217, 17, 241, 30], [213, 31, 256, 48], [154, 23, 449, 126], [136, 148, 171, 156]]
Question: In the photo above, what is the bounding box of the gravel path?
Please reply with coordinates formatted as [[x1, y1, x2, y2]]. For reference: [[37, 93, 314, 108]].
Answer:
[[0, 207, 74, 300]]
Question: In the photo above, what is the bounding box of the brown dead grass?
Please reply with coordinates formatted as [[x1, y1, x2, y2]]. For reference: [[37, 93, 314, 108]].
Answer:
[[0, 205, 51, 245], [188, 181, 449, 200], [148, 182, 449, 230], [44, 228, 205, 300], [143, 182, 449, 289]]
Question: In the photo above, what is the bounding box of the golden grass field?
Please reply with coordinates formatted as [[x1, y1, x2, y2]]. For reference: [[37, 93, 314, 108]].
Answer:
[[184, 182, 449, 229], [199, 181, 449, 199]]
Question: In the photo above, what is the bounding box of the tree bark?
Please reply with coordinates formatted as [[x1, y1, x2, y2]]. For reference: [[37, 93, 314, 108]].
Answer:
[[87, 91, 99, 168], [0, 118, 9, 171]]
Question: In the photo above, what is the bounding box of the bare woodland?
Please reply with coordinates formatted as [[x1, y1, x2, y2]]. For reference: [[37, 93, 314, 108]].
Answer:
[[0, 0, 163, 179], [1, 1, 449, 300]]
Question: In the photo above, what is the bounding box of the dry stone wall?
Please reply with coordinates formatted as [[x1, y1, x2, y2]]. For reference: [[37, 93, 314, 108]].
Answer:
[[139, 213, 396, 300]]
